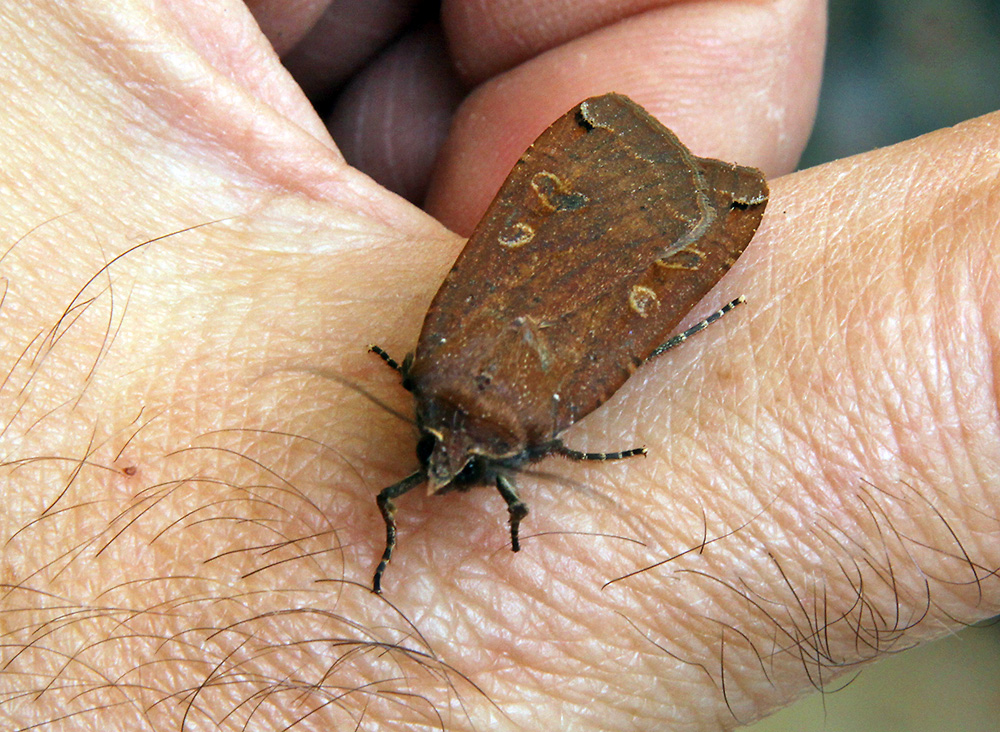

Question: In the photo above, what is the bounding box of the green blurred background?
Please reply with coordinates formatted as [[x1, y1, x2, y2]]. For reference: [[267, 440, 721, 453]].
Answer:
[[801, 0, 1000, 167], [749, 1, 1000, 730]]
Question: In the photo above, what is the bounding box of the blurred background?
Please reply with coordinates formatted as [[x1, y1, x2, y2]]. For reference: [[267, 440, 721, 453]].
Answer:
[[801, 0, 1000, 167], [746, 623, 1000, 732], [750, 0, 1000, 730]]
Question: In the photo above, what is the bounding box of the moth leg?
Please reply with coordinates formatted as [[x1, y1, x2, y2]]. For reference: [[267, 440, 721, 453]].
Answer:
[[373, 471, 425, 594], [553, 443, 647, 461], [496, 474, 529, 552], [648, 295, 745, 360]]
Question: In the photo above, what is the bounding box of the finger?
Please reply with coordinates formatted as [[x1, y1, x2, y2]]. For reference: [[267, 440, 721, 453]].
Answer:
[[326, 24, 465, 204], [152, 0, 333, 143], [279, 0, 420, 98], [584, 111, 1000, 722], [243, 0, 331, 56], [429, 0, 826, 234]]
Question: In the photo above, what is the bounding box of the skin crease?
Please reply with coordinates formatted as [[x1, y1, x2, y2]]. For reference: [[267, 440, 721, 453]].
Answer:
[[1, 1, 999, 730]]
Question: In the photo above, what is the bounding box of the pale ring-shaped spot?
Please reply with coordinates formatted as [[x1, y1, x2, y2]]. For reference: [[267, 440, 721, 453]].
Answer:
[[498, 221, 535, 248], [629, 285, 660, 318]]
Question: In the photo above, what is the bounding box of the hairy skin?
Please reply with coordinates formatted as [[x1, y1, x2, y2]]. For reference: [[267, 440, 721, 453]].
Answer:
[[2, 1, 998, 731]]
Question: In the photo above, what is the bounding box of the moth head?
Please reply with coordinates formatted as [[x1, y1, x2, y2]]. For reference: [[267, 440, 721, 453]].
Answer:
[[416, 415, 524, 495], [414, 388, 528, 494], [419, 426, 475, 494]]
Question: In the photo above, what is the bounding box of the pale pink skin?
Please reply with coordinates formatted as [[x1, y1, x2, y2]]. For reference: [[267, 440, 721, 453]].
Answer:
[[2, 2, 998, 731]]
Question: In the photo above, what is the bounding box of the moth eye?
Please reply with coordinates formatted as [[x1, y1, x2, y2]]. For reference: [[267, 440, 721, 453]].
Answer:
[[455, 456, 481, 484], [416, 433, 436, 465]]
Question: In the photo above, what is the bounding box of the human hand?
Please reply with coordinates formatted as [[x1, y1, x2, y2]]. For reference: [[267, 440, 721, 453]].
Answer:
[[3, 2, 997, 731]]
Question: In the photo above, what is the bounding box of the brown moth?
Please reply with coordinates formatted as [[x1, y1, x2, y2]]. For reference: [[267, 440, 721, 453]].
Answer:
[[370, 92, 768, 593]]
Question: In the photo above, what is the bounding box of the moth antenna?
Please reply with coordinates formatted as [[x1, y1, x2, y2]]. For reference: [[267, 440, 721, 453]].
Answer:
[[368, 344, 402, 372], [304, 367, 416, 427]]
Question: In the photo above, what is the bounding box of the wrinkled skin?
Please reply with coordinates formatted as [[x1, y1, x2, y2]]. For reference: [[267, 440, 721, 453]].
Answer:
[[2, 2, 999, 731]]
